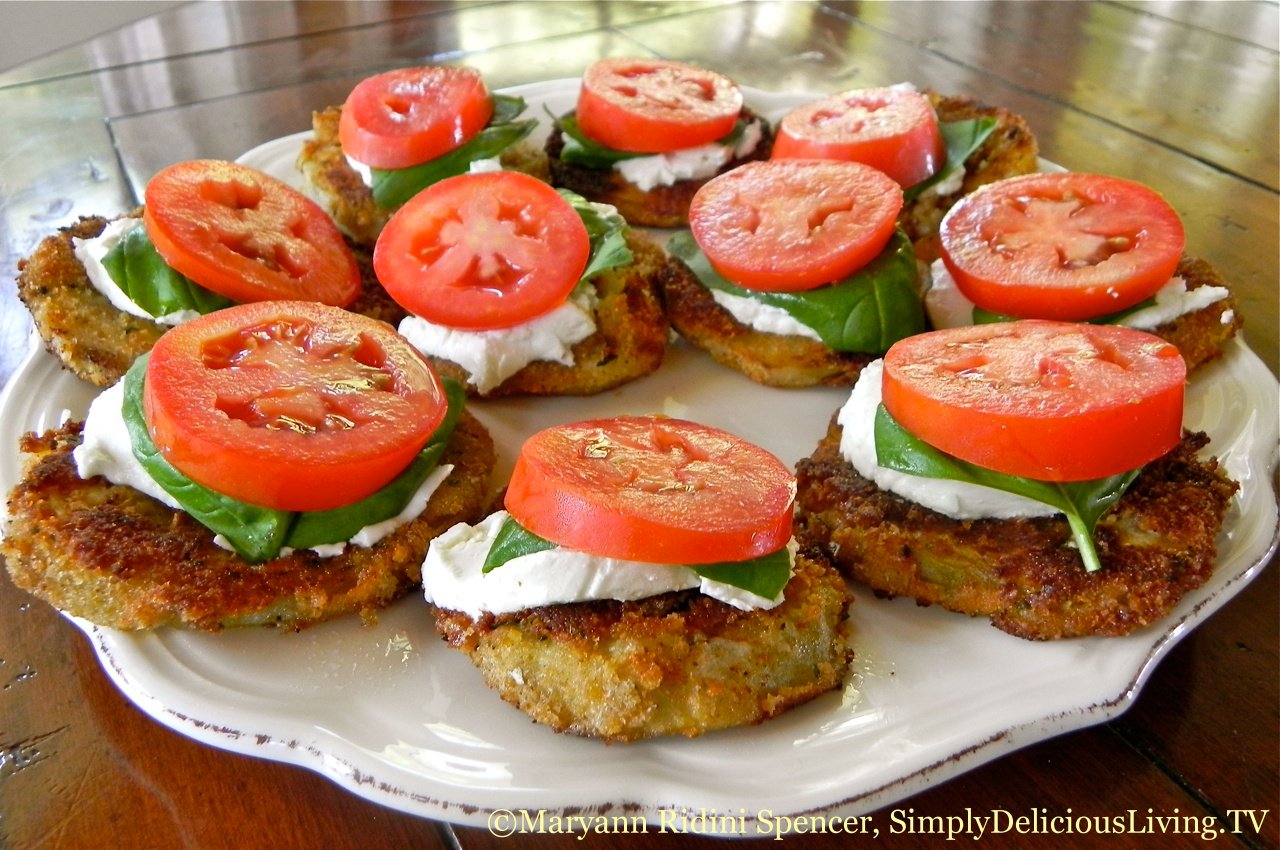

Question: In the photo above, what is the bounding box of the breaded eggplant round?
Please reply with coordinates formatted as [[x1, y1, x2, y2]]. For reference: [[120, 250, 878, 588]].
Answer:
[[16, 213, 406, 388], [432, 548, 852, 742], [2, 412, 495, 631]]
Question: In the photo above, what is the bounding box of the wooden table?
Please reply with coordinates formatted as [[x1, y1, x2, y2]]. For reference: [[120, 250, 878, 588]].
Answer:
[[1, 3, 1275, 848]]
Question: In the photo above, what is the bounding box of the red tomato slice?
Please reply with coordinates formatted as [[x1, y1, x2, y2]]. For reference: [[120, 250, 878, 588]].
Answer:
[[687, 159, 903, 291], [881, 321, 1186, 482], [772, 86, 946, 188], [143, 160, 360, 307], [373, 171, 590, 330], [505, 416, 795, 565], [143, 301, 447, 512], [338, 66, 493, 170], [576, 57, 743, 153], [938, 172, 1186, 320]]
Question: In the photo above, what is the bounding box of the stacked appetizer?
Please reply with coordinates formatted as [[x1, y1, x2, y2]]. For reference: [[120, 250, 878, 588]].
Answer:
[[372, 169, 675, 397], [17, 159, 403, 387], [423, 415, 851, 741], [298, 65, 544, 246], [545, 57, 773, 227], [661, 158, 926, 387], [795, 321, 1238, 640], [3, 302, 495, 630]]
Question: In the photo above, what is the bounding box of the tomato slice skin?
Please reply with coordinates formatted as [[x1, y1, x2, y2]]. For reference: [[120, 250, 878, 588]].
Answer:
[[938, 172, 1186, 321], [338, 66, 494, 170], [881, 321, 1186, 482], [504, 416, 795, 565], [687, 159, 903, 292], [143, 160, 361, 307], [373, 171, 590, 330], [143, 300, 447, 512], [772, 86, 946, 188], [576, 57, 743, 153]]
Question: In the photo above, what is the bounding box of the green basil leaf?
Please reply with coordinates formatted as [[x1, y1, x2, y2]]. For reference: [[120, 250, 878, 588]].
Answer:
[[101, 225, 233, 318], [481, 516, 792, 600], [557, 188, 633, 280], [691, 547, 792, 601], [971, 306, 1022, 325], [904, 116, 999, 202], [122, 354, 294, 563], [481, 516, 557, 573], [284, 443, 448, 550], [668, 229, 924, 353], [369, 95, 537, 209], [873, 404, 1141, 572], [555, 112, 648, 168], [284, 378, 466, 549], [490, 92, 526, 124]]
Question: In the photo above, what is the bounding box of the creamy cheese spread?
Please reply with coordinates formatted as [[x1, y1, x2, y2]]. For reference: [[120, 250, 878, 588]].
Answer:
[[709, 289, 822, 340], [924, 259, 1229, 331], [72, 378, 451, 555], [74, 218, 201, 326], [609, 119, 764, 191], [837, 360, 1058, 520], [397, 283, 599, 394], [423, 510, 793, 618]]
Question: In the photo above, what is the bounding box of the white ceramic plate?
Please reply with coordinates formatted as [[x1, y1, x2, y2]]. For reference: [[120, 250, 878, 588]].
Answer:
[[1, 80, 1276, 832]]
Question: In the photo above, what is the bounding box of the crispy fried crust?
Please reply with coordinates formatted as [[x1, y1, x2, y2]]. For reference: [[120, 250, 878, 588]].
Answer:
[[432, 549, 852, 742], [544, 108, 774, 228], [906, 91, 1041, 263], [2, 413, 495, 631], [794, 422, 1238, 640], [16, 213, 406, 388], [297, 105, 551, 247], [657, 254, 880, 388], [425, 230, 670, 397], [17, 215, 164, 388]]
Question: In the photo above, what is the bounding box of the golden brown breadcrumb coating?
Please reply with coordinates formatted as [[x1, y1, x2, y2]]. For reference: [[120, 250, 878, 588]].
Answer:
[[422, 230, 671, 398], [794, 422, 1238, 640], [297, 105, 550, 247], [544, 107, 774, 228], [2, 412, 495, 631], [432, 548, 852, 742], [16, 213, 406, 388]]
